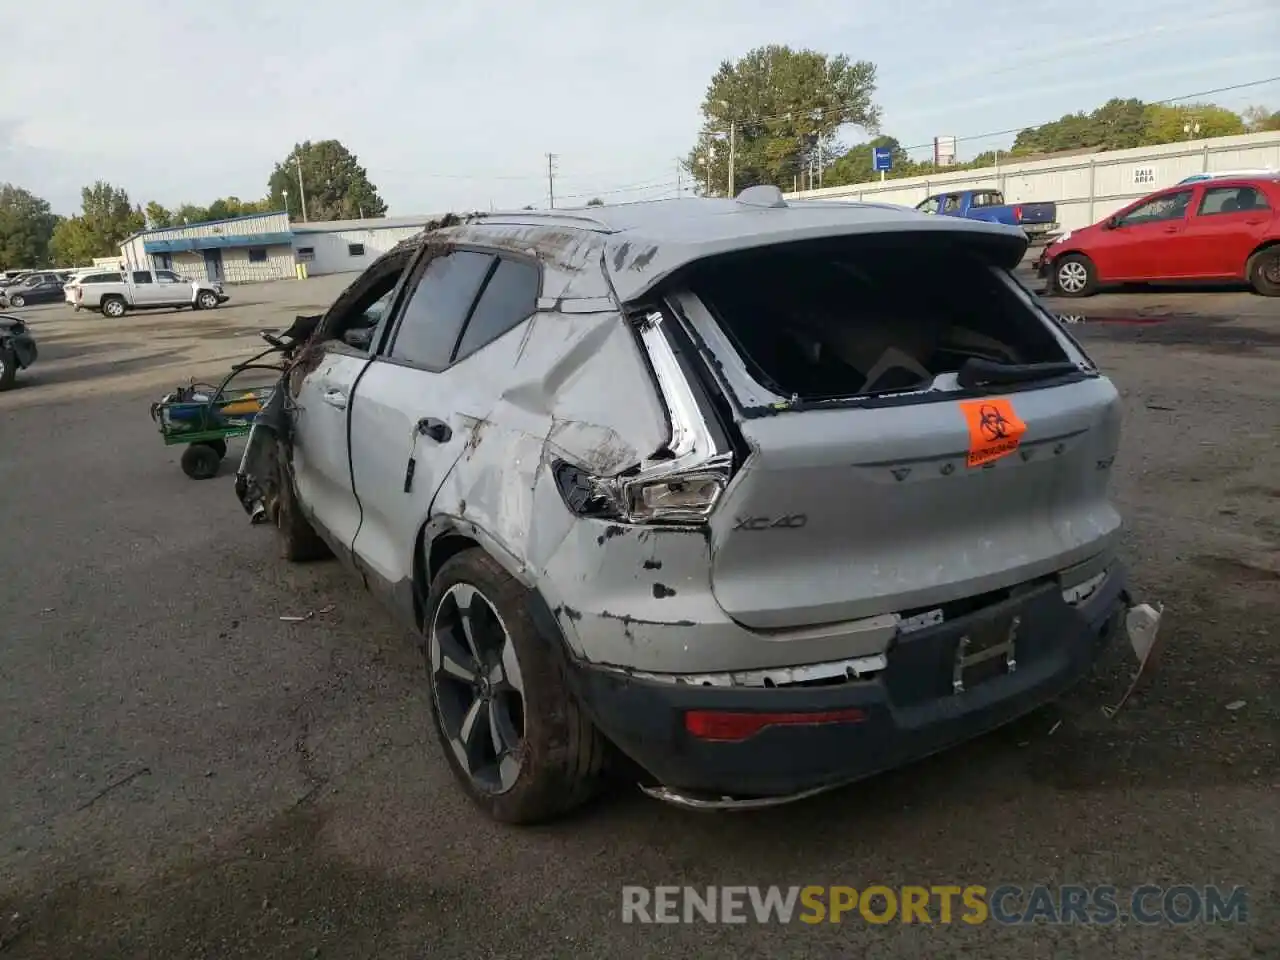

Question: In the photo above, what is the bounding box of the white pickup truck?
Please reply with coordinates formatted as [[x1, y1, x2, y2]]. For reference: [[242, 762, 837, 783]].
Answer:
[[72, 269, 229, 318]]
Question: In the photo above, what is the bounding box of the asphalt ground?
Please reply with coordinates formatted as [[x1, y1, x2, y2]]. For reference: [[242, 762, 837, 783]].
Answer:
[[1, 275, 1276, 958]]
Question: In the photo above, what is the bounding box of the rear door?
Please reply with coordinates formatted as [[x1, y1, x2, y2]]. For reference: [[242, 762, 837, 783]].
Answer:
[[348, 249, 541, 592], [288, 264, 407, 559], [1179, 182, 1274, 278]]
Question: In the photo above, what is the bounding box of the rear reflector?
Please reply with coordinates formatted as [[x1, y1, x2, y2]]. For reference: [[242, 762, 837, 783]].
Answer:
[[684, 708, 866, 742]]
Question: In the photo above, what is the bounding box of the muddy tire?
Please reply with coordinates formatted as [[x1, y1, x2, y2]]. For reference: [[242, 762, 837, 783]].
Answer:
[[425, 548, 605, 824], [274, 444, 331, 562], [181, 442, 222, 480], [1053, 254, 1096, 298], [0, 345, 16, 391], [101, 296, 127, 318], [1246, 247, 1280, 297]]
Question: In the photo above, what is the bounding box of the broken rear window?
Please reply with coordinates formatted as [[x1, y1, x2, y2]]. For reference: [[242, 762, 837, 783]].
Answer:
[[686, 235, 1069, 402]]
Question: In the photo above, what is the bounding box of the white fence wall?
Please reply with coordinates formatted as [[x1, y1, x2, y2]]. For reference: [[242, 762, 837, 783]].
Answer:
[[294, 226, 429, 276], [788, 131, 1280, 231]]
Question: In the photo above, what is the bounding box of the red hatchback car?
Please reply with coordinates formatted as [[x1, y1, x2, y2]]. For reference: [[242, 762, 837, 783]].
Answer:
[[1038, 176, 1280, 297]]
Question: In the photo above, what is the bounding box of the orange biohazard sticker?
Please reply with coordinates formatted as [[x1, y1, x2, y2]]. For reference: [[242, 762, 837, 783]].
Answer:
[[958, 397, 1027, 468]]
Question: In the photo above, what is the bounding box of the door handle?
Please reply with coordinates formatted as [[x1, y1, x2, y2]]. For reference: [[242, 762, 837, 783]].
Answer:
[[417, 417, 452, 443], [322, 389, 348, 410], [1162, 226, 1179, 233]]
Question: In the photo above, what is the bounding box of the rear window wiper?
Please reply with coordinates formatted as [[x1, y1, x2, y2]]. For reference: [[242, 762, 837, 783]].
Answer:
[[957, 357, 1081, 390]]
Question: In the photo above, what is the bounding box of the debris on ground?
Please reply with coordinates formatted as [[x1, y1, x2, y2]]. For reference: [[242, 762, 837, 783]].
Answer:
[[1102, 602, 1165, 718], [1226, 700, 1247, 712]]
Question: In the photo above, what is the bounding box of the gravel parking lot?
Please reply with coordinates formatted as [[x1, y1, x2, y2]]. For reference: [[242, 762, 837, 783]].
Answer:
[[1, 276, 1276, 958]]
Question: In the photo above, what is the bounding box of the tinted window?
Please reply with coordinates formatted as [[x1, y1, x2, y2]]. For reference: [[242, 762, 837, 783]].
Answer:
[[156, 270, 180, 281], [1198, 185, 1271, 216], [86, 273, 119, 284], [388, 250, 494, 370], [348, 243, 365, 257], [132, 271, 153, 284], [454, 258, 539, 362], [1119, 190, 1192, 226]]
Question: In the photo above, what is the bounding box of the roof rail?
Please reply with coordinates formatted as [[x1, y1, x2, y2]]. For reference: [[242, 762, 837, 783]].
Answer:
[[735, 185, 787, 208]]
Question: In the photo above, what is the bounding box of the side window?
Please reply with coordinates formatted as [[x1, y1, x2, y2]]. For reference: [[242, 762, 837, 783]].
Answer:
[[132, 271, 153, 284], [388, 250, 494, 370], [942, 194, 962, 214], [915, 197, 938, 215], [248, 248, 268, 263], [1118, 190, 1192, 226], [348, 243, 365, 257], [970, 192, 992, 208], [454, 258, 540, 362], [1197, 186, 1270, 216]]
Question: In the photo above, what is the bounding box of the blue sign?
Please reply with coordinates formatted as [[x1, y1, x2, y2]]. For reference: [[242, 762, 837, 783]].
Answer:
[[872, 146, 893, 172]]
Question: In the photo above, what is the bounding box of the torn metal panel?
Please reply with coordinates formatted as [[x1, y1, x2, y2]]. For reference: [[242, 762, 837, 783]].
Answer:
[[536, 517, 897, 671], [424, 300, 670, 586]]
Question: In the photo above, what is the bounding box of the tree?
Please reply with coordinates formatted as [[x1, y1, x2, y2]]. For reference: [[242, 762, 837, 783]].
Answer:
[[1242, 105, 1280, 132], [586, 197, 604, 206], [145, 201, 174, 229], [205, 196, 272, 221], [1142, 103, 1245, 143], [49, 182, 144, 265], [684, 46, 879, 195], [825, 136, 915, 187], [0, 184, 59, 269], [1012, 98, 1249, 156], [267, 140, 387, 221]]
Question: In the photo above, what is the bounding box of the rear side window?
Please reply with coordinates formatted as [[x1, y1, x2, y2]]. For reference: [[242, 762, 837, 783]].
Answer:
[[132, 271, 153, 284], [388, 250, 494, 370], [453, 258, 539, 362], [85, 273, 119, 284], [1197, 185, 1270, 216]]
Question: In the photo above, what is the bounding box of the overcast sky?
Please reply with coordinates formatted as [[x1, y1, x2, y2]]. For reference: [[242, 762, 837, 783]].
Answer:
[[2, 0, 1276, 216]]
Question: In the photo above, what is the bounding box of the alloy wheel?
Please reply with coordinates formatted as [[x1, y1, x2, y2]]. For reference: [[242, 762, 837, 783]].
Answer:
[[1057, 260, 1088, 294], [429, 583, 526, 794]]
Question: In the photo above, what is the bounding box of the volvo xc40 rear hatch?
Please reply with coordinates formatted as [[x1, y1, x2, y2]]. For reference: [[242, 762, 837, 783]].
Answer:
[[663, 231, 1122, 630]]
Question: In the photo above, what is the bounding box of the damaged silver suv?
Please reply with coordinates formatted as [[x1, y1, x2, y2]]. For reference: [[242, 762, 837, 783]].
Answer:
[[246, 187, 1136, 823]]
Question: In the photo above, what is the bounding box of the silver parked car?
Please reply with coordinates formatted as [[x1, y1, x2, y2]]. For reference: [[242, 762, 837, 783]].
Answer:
[[249, 188, 1137, 823]]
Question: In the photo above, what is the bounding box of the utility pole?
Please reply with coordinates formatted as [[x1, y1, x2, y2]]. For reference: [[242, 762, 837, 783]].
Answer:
[[727, 122, 736, 197], [295, 154, 309, 223], [546, 153, 558, 209]]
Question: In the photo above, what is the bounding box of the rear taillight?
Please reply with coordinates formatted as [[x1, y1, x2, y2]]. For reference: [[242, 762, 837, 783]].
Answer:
[[552, 309, 735, 526], [685, 708, 867, 742], [1014, 205, 1024, 222]]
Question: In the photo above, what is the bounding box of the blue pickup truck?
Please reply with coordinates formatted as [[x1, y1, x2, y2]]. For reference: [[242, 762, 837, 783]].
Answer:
[[914, 188, 1059, 239]]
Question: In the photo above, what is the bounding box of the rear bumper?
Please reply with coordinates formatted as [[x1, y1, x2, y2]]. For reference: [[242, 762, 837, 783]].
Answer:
[[566, 564, 1127, 801]]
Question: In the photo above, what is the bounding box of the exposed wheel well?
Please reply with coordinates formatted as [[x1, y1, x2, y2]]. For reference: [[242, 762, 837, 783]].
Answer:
[[1248, 239, 1280, 261], [414, 529, 480, 623], [414, 527, 570, 657]]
